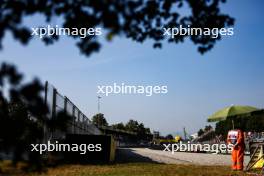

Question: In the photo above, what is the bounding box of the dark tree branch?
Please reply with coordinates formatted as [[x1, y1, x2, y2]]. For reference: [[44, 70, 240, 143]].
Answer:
[[0, 0, 234, 56]]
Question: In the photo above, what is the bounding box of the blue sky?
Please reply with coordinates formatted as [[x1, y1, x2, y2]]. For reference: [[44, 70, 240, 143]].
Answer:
[[0, 0, 264, 135]]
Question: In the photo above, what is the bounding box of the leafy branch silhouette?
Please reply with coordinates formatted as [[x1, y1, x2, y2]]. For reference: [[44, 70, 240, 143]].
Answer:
[[0, 0, 234, 56]]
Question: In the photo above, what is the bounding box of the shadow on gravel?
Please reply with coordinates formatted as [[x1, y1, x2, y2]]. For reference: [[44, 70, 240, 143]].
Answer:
[[115, 148, 160, 164]]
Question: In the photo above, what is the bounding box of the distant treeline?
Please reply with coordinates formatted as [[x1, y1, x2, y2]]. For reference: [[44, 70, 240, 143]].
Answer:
[[91, 113, 151, 135]]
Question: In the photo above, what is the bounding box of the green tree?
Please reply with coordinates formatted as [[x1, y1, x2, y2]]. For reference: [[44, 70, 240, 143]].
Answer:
[[166, 134, 174, 140], [91, 113, 108, 127], [0, 0, 234, 56], [111, 122, 126, 131], [138, 123, 151, 135], [111, 120, 151, 136], [125, 119, 139, 132]]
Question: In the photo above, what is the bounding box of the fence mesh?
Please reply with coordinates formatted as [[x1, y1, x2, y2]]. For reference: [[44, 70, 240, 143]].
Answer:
[[44, 81, 101, 139]]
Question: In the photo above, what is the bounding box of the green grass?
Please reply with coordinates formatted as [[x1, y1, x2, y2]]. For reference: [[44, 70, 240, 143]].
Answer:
[[0, 161, 250, 176]]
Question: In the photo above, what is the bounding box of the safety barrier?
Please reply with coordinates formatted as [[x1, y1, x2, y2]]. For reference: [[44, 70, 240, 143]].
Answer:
[[64, 134, 116, 163], [246, 142, 264, 171]]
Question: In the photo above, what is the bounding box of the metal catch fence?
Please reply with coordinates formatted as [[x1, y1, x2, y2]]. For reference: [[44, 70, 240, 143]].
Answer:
[[44, 81, 101, 140]]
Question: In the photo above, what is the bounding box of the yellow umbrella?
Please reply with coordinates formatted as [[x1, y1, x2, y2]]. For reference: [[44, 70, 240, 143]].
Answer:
[[207, 105, 259, 129]]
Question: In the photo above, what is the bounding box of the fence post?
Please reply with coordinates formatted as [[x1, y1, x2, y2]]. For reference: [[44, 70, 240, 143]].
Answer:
[[43, 81, 49, 143], [82, 115, 85, 133], [64, 96, 69, 134], [44, 81, 48, 107], [51, 88, 57, 119], [78, 111, 81, 133], [72, 105, 75, 134], [64, 96, 68, 113], [50, 87, 57, 140]]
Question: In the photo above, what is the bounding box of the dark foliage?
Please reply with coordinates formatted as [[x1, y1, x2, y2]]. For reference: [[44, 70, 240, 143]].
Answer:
[[112, 119, 151, 135], [92, 113, 108, 127], [111, 122, 126, 131], [166, 134, 174, 140], [0, 63, 70, 170], [0, 0, 234, 56]]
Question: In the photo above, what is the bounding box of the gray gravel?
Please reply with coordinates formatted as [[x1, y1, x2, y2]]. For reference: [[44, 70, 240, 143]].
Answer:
[[117, 148, 250, 166]]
